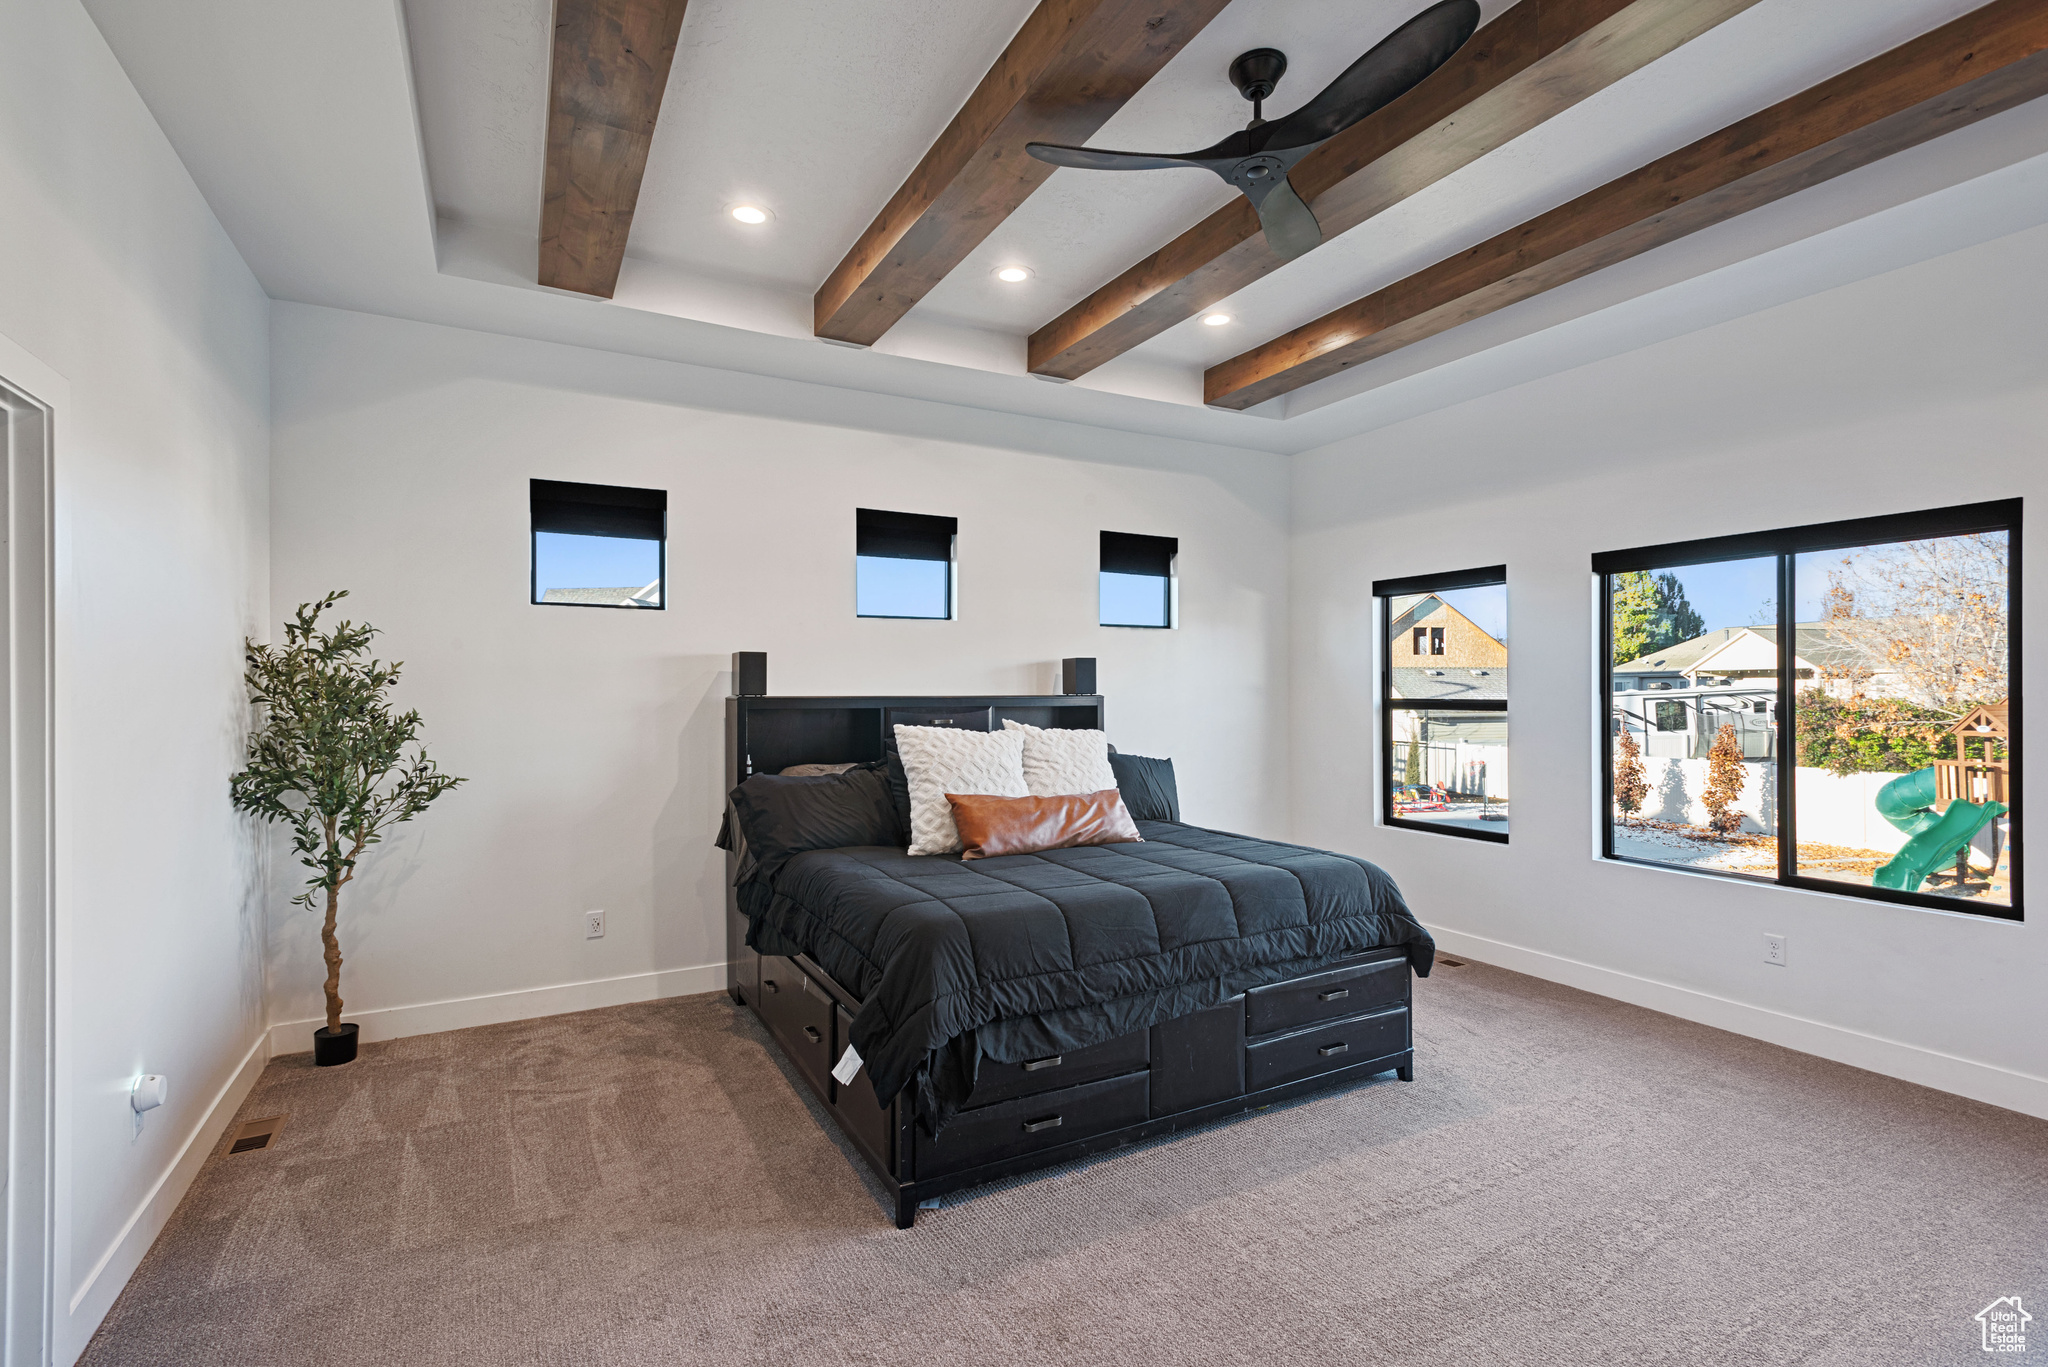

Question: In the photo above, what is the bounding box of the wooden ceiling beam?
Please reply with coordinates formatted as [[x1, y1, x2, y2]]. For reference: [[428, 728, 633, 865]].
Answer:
[[1205, 0, 2048, 410], [813, 0, 1232, 347], [1028, 0, 1765, 381], [540, 0, 693, 298]]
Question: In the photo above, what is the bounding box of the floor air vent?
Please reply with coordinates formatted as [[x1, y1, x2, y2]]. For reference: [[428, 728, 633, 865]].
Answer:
[[1438, 957, 1466, 968], [227, 1114, 287, 1155]]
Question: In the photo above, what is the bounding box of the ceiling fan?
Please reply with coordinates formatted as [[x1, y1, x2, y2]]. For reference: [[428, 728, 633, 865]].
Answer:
[[1025, 0, 1481, 261]]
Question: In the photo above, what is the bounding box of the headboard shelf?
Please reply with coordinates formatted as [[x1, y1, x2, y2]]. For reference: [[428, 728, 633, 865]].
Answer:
[[724, 693, 1106, 786]]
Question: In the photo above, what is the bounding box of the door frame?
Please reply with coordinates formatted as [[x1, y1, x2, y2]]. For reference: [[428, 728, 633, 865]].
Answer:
[[0, 339, 59, 1366]]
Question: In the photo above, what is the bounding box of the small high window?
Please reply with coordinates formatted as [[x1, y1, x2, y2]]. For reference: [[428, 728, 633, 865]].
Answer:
[[1376, 566, 1509, 842], [1100, 531, 1177, 628], [531, 479, 664, 609], [857, 508, 955, 620]]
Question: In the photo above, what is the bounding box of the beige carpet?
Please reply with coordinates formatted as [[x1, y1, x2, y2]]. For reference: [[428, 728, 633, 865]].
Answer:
[[81, 962, 2045, 1366]]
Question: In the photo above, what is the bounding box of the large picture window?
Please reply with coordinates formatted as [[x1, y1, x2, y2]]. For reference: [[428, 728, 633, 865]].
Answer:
[[1597, 500, 2019, 919], [1376, 566, 1508, 842], [531, 479, 665, 609], [856, 508, 956, 620]]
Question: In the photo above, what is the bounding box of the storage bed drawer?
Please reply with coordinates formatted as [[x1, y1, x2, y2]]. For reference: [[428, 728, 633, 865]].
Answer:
[[1246, 952, 1408, 1037], [758, 955, 833, 1095], [964, 1028, 1149, 1110], [1245, 1005, 1408, 1092], [918, 1073, 1149, 1178]]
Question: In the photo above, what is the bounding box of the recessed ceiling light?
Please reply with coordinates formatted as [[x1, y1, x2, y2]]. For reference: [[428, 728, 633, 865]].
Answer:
[[1203, 313, 1233, 326], [730, 205, 770, 225], [995, 266, 1033, 283]]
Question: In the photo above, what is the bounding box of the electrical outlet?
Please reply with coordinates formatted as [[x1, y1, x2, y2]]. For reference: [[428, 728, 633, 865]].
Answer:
[[585, 910, 605, 940], [1763, 933, 1787, 967]]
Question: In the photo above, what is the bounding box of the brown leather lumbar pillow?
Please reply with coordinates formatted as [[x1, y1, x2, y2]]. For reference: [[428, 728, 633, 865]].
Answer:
[[945, 789, 1142, 860]]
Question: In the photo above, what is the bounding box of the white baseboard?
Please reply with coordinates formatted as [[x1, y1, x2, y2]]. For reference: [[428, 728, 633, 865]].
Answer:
[[1429, 927, 2048, 1122], [265, 961, 729, 1057], [60, 1031, 269, 1363]]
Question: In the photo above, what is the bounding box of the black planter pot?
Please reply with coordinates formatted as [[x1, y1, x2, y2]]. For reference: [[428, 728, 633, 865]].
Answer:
[[313, 1023, 359, 1067]]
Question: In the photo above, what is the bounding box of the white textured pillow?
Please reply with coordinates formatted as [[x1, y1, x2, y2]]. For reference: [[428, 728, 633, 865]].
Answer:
[[1003, 720, 1118, 798], [893, 726, 1028, 856]]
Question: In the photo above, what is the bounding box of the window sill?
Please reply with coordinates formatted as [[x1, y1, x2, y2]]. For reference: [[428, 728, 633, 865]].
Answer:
[[1594, 852, 2021, 923], [1383, 815, 1509, 845]]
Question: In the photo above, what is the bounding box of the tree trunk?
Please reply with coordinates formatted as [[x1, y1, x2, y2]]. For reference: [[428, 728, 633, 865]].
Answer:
[[321, 880, 344, 1032]]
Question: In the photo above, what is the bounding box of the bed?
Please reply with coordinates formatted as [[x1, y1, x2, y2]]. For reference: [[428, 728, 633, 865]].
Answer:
[[722, 691, 1432, 1228]]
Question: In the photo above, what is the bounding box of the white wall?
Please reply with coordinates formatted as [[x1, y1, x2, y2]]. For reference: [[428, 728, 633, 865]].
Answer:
[[1292, 216, 2048, 1119], [0, 0, 271, 1357], [265, 302, 1289, 1045]]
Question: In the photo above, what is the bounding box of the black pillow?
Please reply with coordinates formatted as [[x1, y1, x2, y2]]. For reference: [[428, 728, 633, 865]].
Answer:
[[723, 764, 900, 885], [1108, 752, 1179, 823], [883, 744, 914, 839]]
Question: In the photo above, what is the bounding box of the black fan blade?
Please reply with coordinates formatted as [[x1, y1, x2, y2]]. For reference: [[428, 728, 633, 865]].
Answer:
[[1252, 176, 1321, 260], [1025, 3, 1479, 263], [1025, 142, 1211, 173], [1257, 0, 1480, 152]]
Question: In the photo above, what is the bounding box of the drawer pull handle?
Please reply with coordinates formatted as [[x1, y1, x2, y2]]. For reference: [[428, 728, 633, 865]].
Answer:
[[764, 978, 780, 994], [1318, 988, 1350, 1002], [803, 1026, 822, 1043], [1022, 1115, 1063, 1134], [1022, 1055, 1064, 1072], [1318, 1042, 1349, 1057]]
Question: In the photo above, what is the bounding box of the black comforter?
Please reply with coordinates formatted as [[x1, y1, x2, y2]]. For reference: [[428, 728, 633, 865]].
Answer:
[[741, 821, 1433, 1131]]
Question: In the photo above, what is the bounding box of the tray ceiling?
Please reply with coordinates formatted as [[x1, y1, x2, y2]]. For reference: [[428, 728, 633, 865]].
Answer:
[[79, 0, 2048, 451]]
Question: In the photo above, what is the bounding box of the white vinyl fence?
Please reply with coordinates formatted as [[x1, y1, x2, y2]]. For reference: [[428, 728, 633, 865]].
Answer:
[[1393, 741, 1509, 800], [1627, 758, 1911, 854]]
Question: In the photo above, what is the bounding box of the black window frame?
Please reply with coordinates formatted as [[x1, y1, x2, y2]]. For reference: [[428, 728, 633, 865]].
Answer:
[[1375, 564, 1509, 845], [855, 507, 958, 621], [529, 478, 667, 610], [1595, 498, 2021, 921], [1099, 530, 1178, 630]]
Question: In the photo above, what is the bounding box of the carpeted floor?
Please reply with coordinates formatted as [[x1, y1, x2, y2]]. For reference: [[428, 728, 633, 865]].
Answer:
[[82, 961, 2046, 1366]]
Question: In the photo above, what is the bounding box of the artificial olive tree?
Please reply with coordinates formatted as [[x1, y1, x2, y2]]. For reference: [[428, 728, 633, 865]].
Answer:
[[229, 592, 465, 1037]]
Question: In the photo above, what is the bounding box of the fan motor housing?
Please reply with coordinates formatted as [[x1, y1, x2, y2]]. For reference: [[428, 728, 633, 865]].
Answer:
[[1230, 48, 1287, 104]]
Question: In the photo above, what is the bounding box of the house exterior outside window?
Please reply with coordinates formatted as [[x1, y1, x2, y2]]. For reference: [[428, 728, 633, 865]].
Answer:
[[1376, 566, 1509, 842]]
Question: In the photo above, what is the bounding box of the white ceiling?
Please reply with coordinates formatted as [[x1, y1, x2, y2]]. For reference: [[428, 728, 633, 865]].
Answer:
[[77, 0, 2048, 455]]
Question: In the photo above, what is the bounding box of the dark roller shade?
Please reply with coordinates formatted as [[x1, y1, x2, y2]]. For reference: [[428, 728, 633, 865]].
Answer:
[[1373, 564, 1504, 597], [857, 508, 956, 561], [1101, 531, 1177, 577], [1590, 498, 2020, 574], [531, 479, 666, 540]]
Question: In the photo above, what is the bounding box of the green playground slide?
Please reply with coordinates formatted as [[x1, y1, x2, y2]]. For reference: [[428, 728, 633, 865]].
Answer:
[[1870, 766, 2006, 893]]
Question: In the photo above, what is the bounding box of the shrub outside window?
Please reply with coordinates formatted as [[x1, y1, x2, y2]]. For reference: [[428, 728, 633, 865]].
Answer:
[[1597, 500, 2019, 920], [1376, 566, 1509, 842], [531, 479, 665, 609]]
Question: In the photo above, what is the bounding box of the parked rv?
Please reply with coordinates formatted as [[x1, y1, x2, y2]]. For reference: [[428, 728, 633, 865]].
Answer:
[[1611, 678, 1778, 760]]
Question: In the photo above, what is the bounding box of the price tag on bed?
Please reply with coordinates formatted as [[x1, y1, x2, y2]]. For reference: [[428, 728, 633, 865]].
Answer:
[[832, 1044, 863, 1085]]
